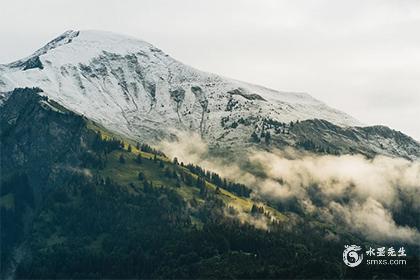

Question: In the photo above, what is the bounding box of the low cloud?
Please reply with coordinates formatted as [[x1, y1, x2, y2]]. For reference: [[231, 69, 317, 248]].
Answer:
[[327, 198, 419, 243], [158, 132, 420, 244], [224, 206, 271, 231]]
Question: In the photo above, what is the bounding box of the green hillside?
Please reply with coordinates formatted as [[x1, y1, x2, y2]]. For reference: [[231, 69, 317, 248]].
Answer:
[[1, 89, 418, 279]]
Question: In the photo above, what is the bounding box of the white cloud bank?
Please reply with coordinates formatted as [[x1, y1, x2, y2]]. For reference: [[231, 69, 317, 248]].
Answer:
[[158, 132, 420, 244]]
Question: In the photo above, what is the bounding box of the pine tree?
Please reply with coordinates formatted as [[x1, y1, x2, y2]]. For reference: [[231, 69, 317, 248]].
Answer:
[[251, 131, 260, 143], [138, 172, 145, 181], [143, 180, 151, 192], [199, 184, 207, 197], [164, 167, 171, 177], [184, 173, 193, 186], [264, 131, 271, 144], [135, 153, 142, 164], [251, 204, 264, 215]]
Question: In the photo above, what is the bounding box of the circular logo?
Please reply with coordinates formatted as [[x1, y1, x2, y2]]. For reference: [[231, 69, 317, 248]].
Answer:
[[343, 245, 363, 267]]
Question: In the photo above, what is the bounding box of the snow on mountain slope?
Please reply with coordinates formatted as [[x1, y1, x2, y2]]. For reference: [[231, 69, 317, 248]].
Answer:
[[1, 30, 361, 148]]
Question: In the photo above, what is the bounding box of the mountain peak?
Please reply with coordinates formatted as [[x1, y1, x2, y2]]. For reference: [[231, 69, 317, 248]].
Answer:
[[6, 29, 160, 69], [6, 30, 80, 68], [70, 29, 155, 50], [1, 30, 366, 153]]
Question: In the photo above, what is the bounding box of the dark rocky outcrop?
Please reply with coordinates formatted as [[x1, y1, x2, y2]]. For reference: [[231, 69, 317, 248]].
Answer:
[[228, 88, 266, 101]]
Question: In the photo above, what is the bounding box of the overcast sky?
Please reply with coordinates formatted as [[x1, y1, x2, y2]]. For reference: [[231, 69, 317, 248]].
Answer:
[[1, 0, 419, 140]]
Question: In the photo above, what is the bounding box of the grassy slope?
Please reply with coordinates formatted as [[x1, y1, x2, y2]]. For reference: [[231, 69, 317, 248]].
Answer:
[[87, 120, 287, 225]]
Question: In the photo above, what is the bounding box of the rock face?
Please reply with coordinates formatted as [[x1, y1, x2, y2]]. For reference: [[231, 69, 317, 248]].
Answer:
[[285, 119, 420, 160], [0, 30, 419, 159]]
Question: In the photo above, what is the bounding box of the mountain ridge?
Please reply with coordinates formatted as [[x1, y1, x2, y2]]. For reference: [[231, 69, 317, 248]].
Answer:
[[1, 30, 418, 160], [0, 31, 358, 131]]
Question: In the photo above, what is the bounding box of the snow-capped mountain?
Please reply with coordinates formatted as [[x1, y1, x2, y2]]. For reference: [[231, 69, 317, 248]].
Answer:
[[1, 30, 419, 159], [0, 31, 357, 135]]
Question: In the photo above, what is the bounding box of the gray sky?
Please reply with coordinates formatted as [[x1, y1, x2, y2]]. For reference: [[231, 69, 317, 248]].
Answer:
[[1, 0, 419, 140]]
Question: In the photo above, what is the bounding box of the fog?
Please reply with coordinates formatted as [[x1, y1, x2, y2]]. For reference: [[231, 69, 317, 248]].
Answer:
[[158, 132, 420, 244]]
